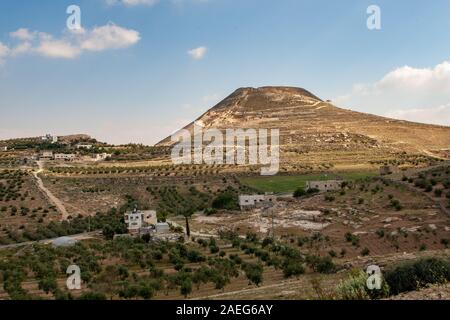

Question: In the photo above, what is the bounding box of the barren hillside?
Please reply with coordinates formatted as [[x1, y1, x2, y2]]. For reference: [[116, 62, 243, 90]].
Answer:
[[158, 86, 450, 167]]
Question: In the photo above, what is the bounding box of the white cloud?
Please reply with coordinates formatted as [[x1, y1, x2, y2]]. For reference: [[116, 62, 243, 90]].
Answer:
[[0, 42, 10, 64], [377, 62, 450, 92], [386, 104, 450, 126], [0, 24, 140, 63], [9, 28, 36, 41], [106, 0, 159, 6], [334, 60, 450, 126], [188, 46, 207, 60], [35, 39, 81, 59], [10, 42, 33, 57], [81, 24, 140, 51]]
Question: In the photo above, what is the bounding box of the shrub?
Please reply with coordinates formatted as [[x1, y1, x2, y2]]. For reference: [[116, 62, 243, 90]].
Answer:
[[282, 259, 305, 278], [293, 187, 306, 198], [360, 248, 370, 256], [187, 250, 205, 263], [209, 245, 220, 254], [376, 229, 385, 238], [390, 199, 403, 211], [345, 233, 360, 247], [328, 250, 337, 258], [307, 255, 337, 274], [384, 258, 450, 295], [212, 192, 238, 210], [180, 277, 193, 298], [204, 207, 217, 216], [307, 188, 320, 195], [242, 262, 263, 286]]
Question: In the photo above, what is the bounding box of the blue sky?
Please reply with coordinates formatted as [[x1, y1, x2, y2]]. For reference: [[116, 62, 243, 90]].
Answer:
[[1, 0, 450, 145]]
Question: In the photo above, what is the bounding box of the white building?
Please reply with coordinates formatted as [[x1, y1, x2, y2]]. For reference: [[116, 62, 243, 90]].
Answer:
[[54, 153, 77, 161], [77, 144, 93, 150], [40, 151, 54, 159], [239, 193, 277, 210], [124, 210, 158, 235], [306, 180, 342, 192], [42, 134, 58, 144], [92, 153, 111, 161], [0, 146, 7, 152]]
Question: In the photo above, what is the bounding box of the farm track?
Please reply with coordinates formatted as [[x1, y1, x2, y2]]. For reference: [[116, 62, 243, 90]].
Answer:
[[32, 161, 69, 220]]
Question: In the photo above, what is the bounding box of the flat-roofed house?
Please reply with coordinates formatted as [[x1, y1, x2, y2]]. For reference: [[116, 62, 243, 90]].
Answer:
[[54, 153, 77, 161], [239, 193, 276, 210], [124, 209, 158, 235], [40, 151, 54, 159], [92, 153, 111, 161], [76, 144, 93, 150], [306, 180, 342, 192]]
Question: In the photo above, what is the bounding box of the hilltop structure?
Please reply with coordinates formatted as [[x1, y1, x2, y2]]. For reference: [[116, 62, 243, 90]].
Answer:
[[157, 86, 450, 167]]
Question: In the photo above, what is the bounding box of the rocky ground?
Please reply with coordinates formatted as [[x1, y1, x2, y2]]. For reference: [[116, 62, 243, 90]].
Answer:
[[388, 283, 450, 300]]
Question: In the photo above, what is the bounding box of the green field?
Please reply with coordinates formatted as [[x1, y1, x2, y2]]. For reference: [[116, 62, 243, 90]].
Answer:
[[240, 171, 378, 193]]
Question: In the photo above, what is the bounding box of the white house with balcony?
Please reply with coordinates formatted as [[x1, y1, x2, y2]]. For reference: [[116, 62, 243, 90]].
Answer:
[[124, 209, 158, 235]]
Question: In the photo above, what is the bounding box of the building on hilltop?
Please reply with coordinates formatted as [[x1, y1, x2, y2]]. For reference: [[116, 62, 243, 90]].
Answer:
[[42, 134, 58, 144]]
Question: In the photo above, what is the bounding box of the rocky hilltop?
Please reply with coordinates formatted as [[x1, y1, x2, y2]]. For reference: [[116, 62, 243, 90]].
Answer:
[[158, 86, 450, 168]]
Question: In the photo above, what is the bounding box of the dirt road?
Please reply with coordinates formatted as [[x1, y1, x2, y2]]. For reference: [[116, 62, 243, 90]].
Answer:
[[33, 161, 69, 221]]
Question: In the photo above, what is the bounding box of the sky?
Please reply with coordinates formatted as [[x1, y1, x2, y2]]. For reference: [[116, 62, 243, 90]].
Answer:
[[1, 0, 450, 145]]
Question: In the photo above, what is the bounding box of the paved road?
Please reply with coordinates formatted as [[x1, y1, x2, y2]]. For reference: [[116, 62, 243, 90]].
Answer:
[[32, 161, 69, 221]]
